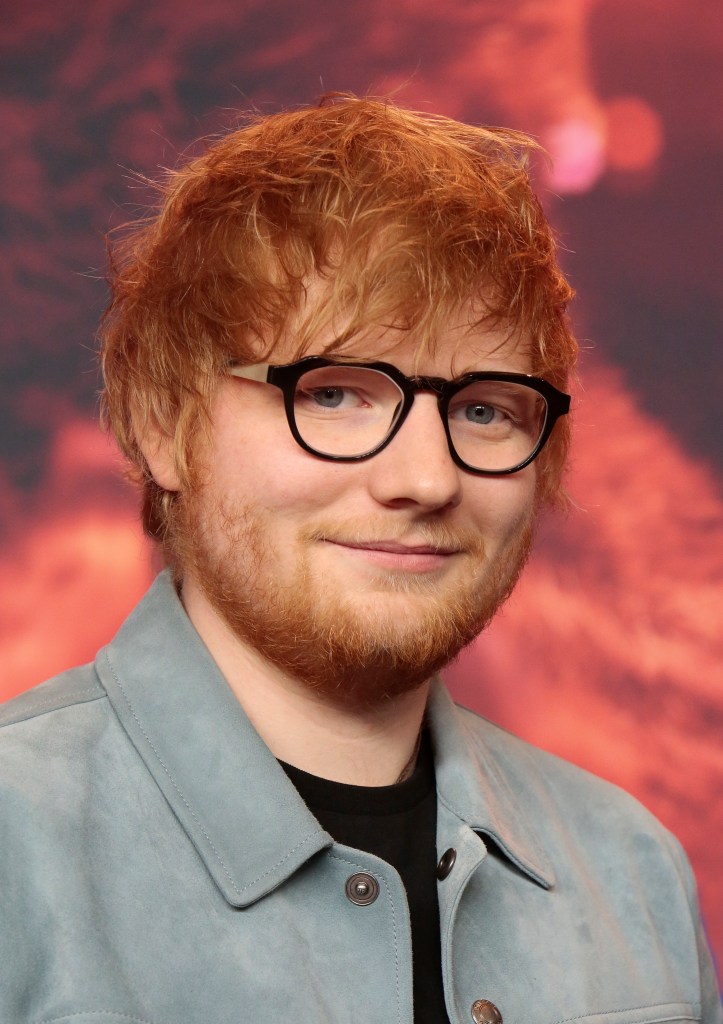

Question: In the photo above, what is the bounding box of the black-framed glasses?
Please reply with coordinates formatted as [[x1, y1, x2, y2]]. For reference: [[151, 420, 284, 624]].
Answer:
[[228, 356, 570, 475]]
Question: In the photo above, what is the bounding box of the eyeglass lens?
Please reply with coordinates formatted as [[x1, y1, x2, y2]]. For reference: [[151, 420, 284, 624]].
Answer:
[[293, 365, 548, 471]]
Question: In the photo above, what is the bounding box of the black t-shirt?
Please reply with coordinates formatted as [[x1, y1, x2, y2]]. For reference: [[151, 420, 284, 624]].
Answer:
[[280, 731, 451, 1023]]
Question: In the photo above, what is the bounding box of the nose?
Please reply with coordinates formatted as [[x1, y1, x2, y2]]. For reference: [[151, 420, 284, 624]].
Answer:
[[366, 393, 463, 511]]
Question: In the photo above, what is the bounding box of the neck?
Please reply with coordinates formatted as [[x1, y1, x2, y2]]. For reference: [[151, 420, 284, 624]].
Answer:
[[181, 576, 430, 786]]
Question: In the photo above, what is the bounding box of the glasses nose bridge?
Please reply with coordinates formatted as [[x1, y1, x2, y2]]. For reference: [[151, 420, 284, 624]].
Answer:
[[393, 374, 451, 440], [406, 374, 449, 398], [402, 375, 450, 426]]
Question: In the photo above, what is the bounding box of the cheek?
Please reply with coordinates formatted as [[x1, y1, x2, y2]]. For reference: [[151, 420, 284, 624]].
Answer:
[[205, 394, 291, 506], [268, 461, 362, 517], [465, 469, 537, 539], [208, 429, 355, 521]]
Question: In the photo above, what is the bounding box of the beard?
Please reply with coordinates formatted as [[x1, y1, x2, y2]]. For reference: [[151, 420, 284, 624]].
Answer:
[[171, 492, 535, 712]]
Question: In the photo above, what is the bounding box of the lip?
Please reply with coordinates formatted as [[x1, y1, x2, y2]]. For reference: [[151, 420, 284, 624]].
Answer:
[[336, 540, 460, 555], [324, 538, 462, 572]]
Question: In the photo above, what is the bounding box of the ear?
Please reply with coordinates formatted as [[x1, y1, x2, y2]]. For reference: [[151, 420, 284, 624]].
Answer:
[[137, 424, 182, 493]]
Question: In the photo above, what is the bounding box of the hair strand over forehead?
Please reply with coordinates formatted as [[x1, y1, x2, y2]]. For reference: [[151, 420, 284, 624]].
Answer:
[[99, 94, 577, 553]]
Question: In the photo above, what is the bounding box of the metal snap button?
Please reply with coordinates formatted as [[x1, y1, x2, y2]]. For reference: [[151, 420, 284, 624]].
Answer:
[[345, 872, 380, 906], [471, 999, 503, 1024], [436, 847, 457, 880]]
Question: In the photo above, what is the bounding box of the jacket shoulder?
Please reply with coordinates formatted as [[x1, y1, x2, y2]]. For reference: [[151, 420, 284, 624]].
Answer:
[[453, 701, 676, 840], [0, 663, 106, 730], [0, 662, 119, 845]]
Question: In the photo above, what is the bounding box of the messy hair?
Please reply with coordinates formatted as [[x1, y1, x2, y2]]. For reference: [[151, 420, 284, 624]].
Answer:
[[100, 94, 577, 550]]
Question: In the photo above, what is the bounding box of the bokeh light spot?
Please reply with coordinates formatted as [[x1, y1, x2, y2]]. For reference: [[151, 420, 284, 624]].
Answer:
[[605, 96, 664, 173], [544, 117, 607, 194]]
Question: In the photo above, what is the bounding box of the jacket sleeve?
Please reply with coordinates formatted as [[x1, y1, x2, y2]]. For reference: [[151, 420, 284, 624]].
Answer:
[[667, 832, 722, 1024], [696, 903, 722, 1022]]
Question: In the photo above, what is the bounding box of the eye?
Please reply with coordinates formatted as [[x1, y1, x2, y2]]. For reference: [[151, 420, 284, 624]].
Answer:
[[462, 402, 500, 425], [309, 386, 345, 409], [447, 380, 542, 436], [449, 399, 510, 427], [298, 384, 368, 410]]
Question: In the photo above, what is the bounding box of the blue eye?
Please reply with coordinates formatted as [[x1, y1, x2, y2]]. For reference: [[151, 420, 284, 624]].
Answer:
[[310, 387, 345, 408], [465, 403, 497, 425]]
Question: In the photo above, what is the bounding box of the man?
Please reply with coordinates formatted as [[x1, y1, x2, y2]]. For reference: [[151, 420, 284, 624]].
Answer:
[[0, 96, 719, 1024]]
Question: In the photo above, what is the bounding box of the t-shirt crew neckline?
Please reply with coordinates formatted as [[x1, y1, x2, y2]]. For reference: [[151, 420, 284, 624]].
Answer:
[[278, 728, 435, 815]]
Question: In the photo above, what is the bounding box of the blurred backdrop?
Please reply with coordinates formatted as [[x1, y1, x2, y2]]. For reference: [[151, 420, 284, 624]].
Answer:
[[1, 0, 722, 975]]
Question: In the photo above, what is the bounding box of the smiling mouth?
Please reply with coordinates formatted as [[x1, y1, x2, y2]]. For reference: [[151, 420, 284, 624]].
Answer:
[[323, 538, 463, 572], [330, 539, 461, 556]]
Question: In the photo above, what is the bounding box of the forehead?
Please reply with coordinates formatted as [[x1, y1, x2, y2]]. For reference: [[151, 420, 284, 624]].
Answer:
[[270, 277, 532, 376], [337, 326, 533, 378]]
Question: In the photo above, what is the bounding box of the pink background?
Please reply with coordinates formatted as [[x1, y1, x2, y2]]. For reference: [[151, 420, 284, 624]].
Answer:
[[1, 0, 721, 979]]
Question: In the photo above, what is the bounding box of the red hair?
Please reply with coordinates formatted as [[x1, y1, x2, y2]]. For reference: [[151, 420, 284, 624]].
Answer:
[[100, 95, 577, 550]]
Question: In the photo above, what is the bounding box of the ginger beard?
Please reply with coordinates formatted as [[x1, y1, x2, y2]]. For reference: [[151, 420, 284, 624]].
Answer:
[[173, 487, 536, 711]]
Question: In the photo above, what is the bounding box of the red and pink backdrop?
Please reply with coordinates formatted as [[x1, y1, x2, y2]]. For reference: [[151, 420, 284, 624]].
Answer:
[[2, 0, 722, 978]]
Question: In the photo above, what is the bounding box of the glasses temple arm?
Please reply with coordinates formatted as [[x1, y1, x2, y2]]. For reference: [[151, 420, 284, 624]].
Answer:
[[228, 363, 270, 383]]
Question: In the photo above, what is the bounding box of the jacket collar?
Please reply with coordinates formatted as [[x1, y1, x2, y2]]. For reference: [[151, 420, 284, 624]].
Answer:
[[428, 684, 555, 889], [96, 572, 554, 907], [96, 571, 332, 908]]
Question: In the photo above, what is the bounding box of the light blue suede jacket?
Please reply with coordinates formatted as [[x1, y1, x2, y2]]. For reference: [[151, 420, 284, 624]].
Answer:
[[0, 572, 720, 1024]]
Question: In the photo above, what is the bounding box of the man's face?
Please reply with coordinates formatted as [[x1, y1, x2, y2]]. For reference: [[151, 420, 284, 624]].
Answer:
[[176, 314, 538, 709]]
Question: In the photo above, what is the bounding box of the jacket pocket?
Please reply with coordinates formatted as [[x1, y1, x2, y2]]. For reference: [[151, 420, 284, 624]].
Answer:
[[550, 1001, 701, 1024]]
